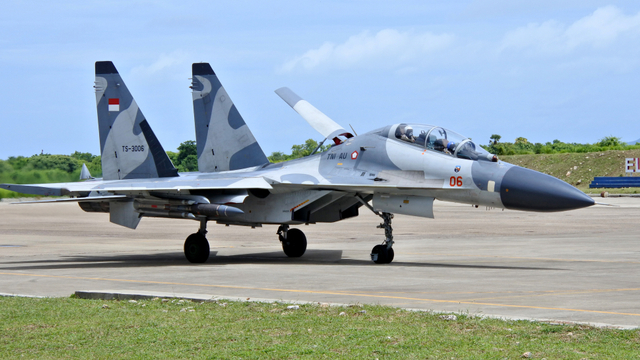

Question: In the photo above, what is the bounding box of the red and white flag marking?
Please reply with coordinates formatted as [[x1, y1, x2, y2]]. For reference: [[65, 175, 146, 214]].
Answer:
[[108, 98, 120, 112]]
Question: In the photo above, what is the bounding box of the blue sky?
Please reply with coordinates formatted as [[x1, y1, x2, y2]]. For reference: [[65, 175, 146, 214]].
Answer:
[[1, 1, 640, 159]]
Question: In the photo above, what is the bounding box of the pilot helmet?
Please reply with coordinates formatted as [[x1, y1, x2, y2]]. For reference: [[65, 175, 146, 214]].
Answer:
[[447, 141, 456, 152], [405, 126, 413, 137]]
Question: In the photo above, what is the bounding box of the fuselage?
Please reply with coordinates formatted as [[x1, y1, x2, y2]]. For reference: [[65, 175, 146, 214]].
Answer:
[[7, 123, 594, 226]]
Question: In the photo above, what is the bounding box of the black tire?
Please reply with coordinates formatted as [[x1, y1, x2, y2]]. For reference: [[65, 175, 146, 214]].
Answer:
[[184, 233, 210, 263], [384, 247, 395, 264], [281, 228, 307, 257], [371, 244, 394, 264]]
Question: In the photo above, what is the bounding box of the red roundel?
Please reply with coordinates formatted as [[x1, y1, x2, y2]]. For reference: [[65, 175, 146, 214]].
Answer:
[[351, 151, 358, 160]]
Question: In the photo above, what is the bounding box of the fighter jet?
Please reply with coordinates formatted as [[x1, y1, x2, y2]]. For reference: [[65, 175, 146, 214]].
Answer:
[[0, 61, 595, 264]]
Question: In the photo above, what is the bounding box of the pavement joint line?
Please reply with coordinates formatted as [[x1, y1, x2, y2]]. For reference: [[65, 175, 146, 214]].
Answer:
[[339, 289, 625, 296], [467, 288, 640, 302], [404, 253, 640, 264], [2, 271, 640, 318]]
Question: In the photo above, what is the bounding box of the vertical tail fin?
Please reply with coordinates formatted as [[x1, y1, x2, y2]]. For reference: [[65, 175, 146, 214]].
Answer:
[[79, 163, 93, 180], [191, 63, 268, 172], [94, 61, 178, 180]]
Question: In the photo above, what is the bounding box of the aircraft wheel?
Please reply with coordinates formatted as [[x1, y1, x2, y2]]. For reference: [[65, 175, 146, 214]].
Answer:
[[371, 245, 394, 264], [281, 228, 307, 257], [184, 233, 210, 263]]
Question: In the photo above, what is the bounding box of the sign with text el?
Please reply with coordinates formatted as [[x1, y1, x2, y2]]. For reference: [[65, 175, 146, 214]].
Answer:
[[625, 158, 640, 173]]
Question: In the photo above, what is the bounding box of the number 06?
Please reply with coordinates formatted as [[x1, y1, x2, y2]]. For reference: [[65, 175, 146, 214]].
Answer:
[[449, 176, 463, 187]]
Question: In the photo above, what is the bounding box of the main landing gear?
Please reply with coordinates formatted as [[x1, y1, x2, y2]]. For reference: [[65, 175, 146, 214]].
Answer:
[[184, 217, 210, 263], [356, 195, 395, 264], [277, 224, 307, 257]]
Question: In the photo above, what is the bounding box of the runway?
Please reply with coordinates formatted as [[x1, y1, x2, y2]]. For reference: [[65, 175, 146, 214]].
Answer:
[[1, 198, 639, 328]]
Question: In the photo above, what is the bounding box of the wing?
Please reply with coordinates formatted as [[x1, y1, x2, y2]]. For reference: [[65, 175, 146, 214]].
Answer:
[[275, 87, 353, 144]]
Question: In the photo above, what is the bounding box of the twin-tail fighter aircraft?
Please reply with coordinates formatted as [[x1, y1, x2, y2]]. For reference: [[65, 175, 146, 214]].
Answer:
[[0, 61, 595, 264]]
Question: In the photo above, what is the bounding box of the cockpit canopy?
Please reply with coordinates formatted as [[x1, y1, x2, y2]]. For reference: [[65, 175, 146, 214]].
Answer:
[[383, 123, 496, 162]]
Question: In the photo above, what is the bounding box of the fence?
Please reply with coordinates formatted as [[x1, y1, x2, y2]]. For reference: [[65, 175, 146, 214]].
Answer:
[[589, 177, 640, 188]]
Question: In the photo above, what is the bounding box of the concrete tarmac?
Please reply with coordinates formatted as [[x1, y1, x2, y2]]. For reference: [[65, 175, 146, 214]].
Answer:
[[1, 198, 639, 328]]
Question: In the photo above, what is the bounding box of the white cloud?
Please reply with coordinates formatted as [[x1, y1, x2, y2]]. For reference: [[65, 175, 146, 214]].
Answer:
[[280, 29, 455, 72], [131, 51, 189, 76], [500, 6, 640, 54]]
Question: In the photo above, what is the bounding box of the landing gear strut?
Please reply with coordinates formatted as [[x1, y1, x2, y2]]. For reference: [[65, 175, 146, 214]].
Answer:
[[356, 195, 395, 264], [184, 217, 210, 263], [278, 224, 307, 257]]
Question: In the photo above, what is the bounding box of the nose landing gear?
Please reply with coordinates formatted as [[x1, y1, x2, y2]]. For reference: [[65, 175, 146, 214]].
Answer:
[[355, 195, 396, 264], [371, 212, 395, 264]]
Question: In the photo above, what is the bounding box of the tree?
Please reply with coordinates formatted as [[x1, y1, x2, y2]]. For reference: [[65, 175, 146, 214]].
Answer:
[[268, 151, 287, 163], [177, 140, 197, 164], [175, 140, 198, 172], [268, 139, 330, 163], [179, 154, 198, 172], [28, 155, 78, 173], [514, 137, 529, 145], [291, 139, 322, 158], [597, 136, 623, 148], [70, 151, 96, 163], [166, 151, 179, 167], [490, 134, 501, 145]]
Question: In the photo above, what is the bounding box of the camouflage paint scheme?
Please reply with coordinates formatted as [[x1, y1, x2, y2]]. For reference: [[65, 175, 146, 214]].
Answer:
[[1, 61, 594, 263]]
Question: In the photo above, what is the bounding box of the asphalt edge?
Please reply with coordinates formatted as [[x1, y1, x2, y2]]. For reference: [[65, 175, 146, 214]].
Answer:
[[73, 290, 639, 330]]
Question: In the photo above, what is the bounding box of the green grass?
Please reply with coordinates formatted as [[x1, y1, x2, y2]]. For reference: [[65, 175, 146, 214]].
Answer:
[[501, 149, 640, 194], [0, 297, 638, 359]]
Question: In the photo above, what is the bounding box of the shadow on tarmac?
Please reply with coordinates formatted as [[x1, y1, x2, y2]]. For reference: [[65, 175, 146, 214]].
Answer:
[[0, 249, 563, 271]]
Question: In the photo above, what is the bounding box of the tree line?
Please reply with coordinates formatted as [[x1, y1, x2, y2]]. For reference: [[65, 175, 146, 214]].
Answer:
[[481, 135, 640, 155]]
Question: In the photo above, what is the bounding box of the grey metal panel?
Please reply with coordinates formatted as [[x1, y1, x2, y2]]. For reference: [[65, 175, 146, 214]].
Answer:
[[227, 105, 246, 130], [95, 61, 177, 180], [275, 87, 347, 139], [0, 184, 68, 197], [471, 160, 510, 192], [274, 87, 302, 107], [191, 63, 268, 173], [229, 142, 269, 170], [11, 195, 127, 204], [373, 194, 435, 218], [79, 163, 93, 180], [139, 120, 179, 178], [109, 200, 141, 229]]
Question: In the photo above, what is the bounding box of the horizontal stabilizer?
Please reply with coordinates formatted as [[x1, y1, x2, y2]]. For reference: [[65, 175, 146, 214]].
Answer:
[[2, 176, 274, 200], [10, 195, 127, 204], [0, 184, 69, 197], [275, 87, 352, 142]]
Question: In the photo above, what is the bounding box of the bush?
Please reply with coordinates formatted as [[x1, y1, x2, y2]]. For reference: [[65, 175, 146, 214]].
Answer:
[[269, 139, 330, 163], [482, 136, 640, 155]]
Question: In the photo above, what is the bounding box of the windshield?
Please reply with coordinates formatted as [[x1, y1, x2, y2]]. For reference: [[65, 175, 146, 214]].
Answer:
[[390, 123, 494, 161]]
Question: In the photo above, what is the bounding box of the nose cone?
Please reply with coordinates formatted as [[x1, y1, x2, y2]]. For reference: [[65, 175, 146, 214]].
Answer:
[[500, 166, 594, 212]]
